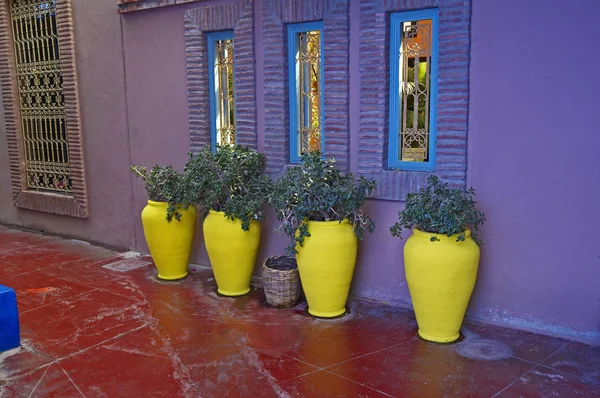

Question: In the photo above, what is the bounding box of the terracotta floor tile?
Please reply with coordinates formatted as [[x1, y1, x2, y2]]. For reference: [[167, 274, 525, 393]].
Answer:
[[284, 312, 417, 368], [281, 370, 391, 397], [329, 338, 536, 397], [542, 342, 600, 383], [497, 366, 600, 398], [0, 230, 56, 253], [0, 247, 83, 276], [0, 262, 27, 281], [0, 362, 82, 398], [58, 327, 183, 397], [41, 259, 150, 300], [0, 239, 120, 277], [19, 290, 146, 359], [2, 272, 95, 312], [0, 347, 52, 381], [466, 323, 568, 364]]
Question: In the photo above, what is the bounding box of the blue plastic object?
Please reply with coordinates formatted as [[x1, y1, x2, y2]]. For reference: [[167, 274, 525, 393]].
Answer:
[[0, 284, 20, 352]]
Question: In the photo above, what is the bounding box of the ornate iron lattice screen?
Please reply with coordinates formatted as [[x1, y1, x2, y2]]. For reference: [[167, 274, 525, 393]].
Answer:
[[399, 19, 432, 162], [10, 0, 71, 193], [295, 30, 322, 156], [213, 37, 236, 145]]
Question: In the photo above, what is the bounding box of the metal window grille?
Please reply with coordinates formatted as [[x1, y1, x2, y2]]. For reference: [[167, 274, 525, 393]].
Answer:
[[295, 30, 322, 156], [400, 19, 432, 162], [10, 0, 71, 193], [213, 38, 236, 146]]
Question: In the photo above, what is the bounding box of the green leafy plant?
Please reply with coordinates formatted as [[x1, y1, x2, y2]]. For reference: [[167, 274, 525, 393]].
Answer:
[[179, 144, 271, 231], [404, 64, 428, 130], [271, 151, 377, 254], [390, 175, 486, 243], [130, 164, 189, 222]]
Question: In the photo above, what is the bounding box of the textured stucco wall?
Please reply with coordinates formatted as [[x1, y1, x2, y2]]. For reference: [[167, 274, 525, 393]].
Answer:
[[0, 0, 133, 249]]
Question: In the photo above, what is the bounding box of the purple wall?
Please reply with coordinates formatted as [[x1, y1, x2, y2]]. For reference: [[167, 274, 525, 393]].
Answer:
[[0, 0, 598, 344], [466, 0, 600, 344]]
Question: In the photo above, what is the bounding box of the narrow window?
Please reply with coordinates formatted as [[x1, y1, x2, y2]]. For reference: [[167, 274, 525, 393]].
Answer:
[[388, 10, 438, 171], [10, 0, 71, 192], [288, 22, 324, 163], [207, 31, 236, 151]]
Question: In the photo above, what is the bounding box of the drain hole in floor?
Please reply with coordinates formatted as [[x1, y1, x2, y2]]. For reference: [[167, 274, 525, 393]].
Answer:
[[457, 339, 513, 361]]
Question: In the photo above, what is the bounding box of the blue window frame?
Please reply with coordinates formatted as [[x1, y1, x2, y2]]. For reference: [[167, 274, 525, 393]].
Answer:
[[207, 30, 236, 152], [388, 9, 438, 171], [288, 21, 325, 164]]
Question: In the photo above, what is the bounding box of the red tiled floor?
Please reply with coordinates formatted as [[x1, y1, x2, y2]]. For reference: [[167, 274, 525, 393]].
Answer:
[[497, 366, 600, 397], [1, 226, 599, 397], [468, 323, 569, 364], [541, 342, 600, 383], [41, 257, 151, 299], [19, 290, 146, 359], [0, 347, 52, 380], [0, 363, 82, 398], [0, 229, 56, 253], [284, 315, 416, 368], [3, 272, 95, 312], [329, 338, 537, 397], [58, 327, 183, 397], [281, 371, 391, 397]]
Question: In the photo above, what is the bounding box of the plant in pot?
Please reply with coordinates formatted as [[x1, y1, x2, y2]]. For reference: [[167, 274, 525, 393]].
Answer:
[[179, 144, 271, 297], [131, 164, 196, 281], [271, 152, 377, 318], [390, 175, 486, 343]]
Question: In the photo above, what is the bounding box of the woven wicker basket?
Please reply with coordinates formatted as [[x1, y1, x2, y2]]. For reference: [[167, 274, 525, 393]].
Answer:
[[262, 256, 300, 308]]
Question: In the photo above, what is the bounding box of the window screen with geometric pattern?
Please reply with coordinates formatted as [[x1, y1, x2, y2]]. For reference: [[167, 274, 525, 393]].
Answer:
[[10, 0, 71, 193], [207, 30, 236, 151], [388, 9, 438, 171], [288, 21, 324, 164]]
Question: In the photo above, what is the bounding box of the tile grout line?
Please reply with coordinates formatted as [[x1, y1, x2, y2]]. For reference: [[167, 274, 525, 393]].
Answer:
[[491, 342, 570, 397], [2, 253, 122, 280], [56, 323, 148, 362], [19, 288, 100, 315], [58, 362, 86, 397], [530, 342, 600, 385], [322, 370, 396, 397], [26, 362, 50, 398], [321, 337, 419, 372], [281, 336, 418, 384], [491, 362, 540, 397]]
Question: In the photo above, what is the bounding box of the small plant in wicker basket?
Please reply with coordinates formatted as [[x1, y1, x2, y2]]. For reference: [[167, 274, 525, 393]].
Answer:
[[262, 256, 301, 308]]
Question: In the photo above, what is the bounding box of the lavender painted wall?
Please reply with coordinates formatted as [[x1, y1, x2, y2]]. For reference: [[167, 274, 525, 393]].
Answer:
[[466, 0, 600, 343], [0, 0, 598, 344]]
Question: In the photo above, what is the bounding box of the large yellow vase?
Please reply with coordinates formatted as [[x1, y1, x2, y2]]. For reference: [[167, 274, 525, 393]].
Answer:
[[203, 210, 261, 296], [141, 200, 196, 280], [296, 220, 358, 318], [404, 228, 480, 343]]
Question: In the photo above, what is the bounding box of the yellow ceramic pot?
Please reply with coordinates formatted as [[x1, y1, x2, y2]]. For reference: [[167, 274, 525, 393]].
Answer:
[[141, 200, 196, 280], [296, 220, 358, 318], [203, 210, 261, 296], [404, 228, 480, 343]]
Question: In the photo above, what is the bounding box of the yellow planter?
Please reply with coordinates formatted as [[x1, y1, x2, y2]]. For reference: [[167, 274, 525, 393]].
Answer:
[[141, 200, 196, 280], [296, 220, 357, 318], [203, 210, 261, 296], [404, 228, 480, 343]]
